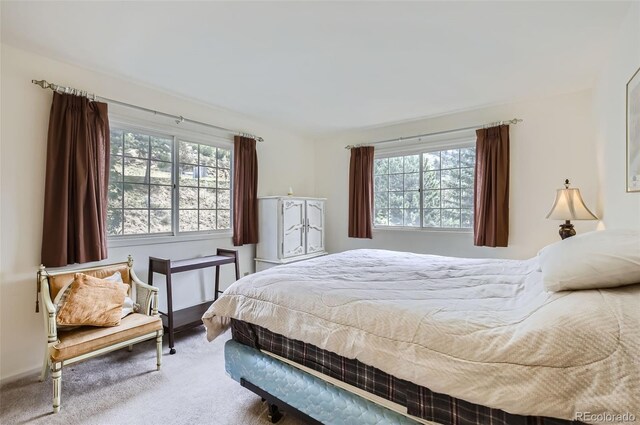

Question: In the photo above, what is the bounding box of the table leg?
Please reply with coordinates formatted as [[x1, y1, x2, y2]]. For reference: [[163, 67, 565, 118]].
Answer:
[[166, 272, 176, 355], [214, 265, 220, 301], [234, 253, 240, 281]]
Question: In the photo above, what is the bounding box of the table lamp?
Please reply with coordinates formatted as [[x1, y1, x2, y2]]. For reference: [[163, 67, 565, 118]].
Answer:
[[546, 179, 598, 239]]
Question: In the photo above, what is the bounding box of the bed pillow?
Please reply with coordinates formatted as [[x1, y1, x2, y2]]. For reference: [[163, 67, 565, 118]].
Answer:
[[538, 229, 640, 292], [56, 273, 129, 327]]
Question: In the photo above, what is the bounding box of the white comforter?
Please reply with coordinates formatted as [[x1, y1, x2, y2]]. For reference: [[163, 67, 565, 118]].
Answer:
[[203, 249, 639, 423]]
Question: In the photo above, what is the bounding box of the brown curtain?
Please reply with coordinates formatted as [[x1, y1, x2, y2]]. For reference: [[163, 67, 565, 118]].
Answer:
[[474, 125, 510, 247], [348, 146, 375, 238], [232, 136, 259, 246], [41, 92, 110, 267]]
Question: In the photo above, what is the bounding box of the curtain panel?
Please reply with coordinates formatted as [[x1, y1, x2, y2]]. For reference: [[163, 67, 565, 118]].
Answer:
[[41, 92, 110, 267], [232, 135, 259, 246], [474, 125, 510, 247], [348, 146, 375, 239]]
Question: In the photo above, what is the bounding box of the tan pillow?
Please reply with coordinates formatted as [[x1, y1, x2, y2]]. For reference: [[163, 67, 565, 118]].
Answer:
[[56, 273, 129, 327]]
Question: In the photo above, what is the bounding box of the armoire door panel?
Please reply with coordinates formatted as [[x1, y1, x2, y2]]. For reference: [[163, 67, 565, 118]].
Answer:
[[281, 199, 306, 258], [305, 200, 325, 254]]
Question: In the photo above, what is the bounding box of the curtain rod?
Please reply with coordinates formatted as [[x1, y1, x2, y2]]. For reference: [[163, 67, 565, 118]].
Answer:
[[344, 118, 522, 149], [31, 79, 264, 143]]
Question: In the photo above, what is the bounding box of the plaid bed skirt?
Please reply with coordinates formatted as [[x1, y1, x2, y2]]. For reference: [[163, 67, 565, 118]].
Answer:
[[230, 319, 582, 425]]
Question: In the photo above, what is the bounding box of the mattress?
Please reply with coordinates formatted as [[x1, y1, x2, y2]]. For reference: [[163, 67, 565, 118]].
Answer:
[[203, 249, 640, 422], [231, 319, 579, 425]]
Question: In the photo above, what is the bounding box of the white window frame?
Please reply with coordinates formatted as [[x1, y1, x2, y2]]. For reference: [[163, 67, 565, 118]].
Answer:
[[373, 136, 476, 233], [107, 114, 234, 247]]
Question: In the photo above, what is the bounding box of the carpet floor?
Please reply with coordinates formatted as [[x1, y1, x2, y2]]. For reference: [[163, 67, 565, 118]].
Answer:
[[0, 327, 303, 425]]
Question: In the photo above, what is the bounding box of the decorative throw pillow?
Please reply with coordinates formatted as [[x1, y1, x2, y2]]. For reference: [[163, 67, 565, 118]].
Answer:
[[55, 272, 135, 329], [56, 273, 129, 327], [538, 229, 640, 292]]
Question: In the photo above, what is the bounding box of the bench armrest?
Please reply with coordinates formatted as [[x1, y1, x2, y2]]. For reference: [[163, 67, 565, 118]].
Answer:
[[131, 269, 159, 316], [39, 266, 58, 343]]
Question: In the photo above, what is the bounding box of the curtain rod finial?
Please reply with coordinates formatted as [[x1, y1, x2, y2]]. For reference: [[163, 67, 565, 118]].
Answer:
[[32, 79, 50, 89]]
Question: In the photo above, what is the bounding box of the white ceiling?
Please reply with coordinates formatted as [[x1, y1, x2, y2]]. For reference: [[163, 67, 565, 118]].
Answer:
[[1, 1, 632, 136]]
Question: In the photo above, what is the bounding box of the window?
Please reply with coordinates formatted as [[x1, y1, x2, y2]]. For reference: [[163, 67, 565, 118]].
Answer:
[[373, 147, 475, 229], [107, 128, 232, 237]]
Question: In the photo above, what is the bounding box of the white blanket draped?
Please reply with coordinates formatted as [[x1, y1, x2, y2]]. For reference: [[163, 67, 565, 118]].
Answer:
[[203, 249, 639, 423]]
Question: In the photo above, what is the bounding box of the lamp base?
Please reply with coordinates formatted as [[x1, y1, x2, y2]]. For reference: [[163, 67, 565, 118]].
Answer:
[[559, 221, 576, 239]]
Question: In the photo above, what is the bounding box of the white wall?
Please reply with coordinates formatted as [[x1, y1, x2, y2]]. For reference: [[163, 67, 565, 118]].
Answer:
[[0, 45, 316, 381], [593, 2, 640, 228], [315, 89, 600, 259]]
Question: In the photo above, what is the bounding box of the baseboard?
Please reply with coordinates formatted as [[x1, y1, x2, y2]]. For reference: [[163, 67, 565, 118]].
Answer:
[[0, 365, 41, 386]]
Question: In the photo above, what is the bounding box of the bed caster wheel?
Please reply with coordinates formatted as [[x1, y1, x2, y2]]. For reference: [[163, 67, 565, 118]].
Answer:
[[267, 403, 282, 423], [169, 348, 176, 355]]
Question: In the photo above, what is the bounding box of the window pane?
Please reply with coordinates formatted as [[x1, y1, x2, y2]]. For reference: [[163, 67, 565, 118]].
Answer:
[[423, 209, 441, 227], [404, 191, 420, 208], [179, 187, 198, 209], [460, 148, 475, 167], [199, 210, 216, 230], [217, 168, 231, 189], [199, 188, 216, 209], [423, 170, 440, 189], [389, 192, 403, 209], [389, 174, 403, 191], [389, 209, 403, 226], [404, 209, 420, 227], [441, 209, 461, 228], [461, 209, 474, 228], [460, 167, 474, 188], [217, 148, 231, 169], [199, 167, 217, 188], [461, 189, 474, 208], [110, 130, 123, 156], [107, 209, 123, 235], [108, 183, 123, 208], [442, 189, 461, 208], [199, 145, 216, 166], [150, 210, 171, 233], [374, 192, 388, 209], [124, 132, 149, 158], [179, 209, 198, 232], [179, 165, 198, 187], [217, 210, 231, 229], [217, 189, 231, 209], [150, 185, 172, 209], [423, 190, 440, 208], [441, 149, 459, 169], [404, 155, 419, 173], [389, 157, 403, 174], [150, 161, 172, 185], [423, 152, 440, 171], [404, 173, 419, 191], [374, 158, 389, 175], [179, 141, 198, 164], [150, 137, 172, 162], [110, 156, 123, 182], [124, 209, 149, 234], [374, 208, 388, 225], [124, 184, 148, 209], [441, 168, 460, 189], [124, 158, 148, 183], [374, 175, 388, 192]]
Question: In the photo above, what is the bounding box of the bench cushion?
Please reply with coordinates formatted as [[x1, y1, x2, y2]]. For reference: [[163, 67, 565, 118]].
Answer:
[[50, 313, 162, 362]]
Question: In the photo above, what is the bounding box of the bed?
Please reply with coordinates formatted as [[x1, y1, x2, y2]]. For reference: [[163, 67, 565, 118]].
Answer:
[[203, 248, 640, 425]]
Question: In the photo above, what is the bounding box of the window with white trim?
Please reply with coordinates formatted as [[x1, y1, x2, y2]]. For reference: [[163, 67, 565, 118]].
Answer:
[[107, 128, 232, 237], [373, 146, 475, 229]]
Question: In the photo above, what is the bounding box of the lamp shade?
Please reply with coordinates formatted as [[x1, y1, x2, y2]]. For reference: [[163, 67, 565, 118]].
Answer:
[[546, 188, 598, 220]]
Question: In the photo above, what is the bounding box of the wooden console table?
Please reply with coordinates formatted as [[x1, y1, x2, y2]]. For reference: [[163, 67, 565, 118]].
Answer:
[[148, 249, 239, 354]]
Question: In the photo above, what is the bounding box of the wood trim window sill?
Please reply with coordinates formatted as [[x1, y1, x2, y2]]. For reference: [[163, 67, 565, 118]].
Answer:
[[108, 232, 234, 248]]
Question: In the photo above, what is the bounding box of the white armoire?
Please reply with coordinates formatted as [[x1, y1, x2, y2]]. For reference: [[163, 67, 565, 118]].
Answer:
[[255, 196, 327, 272]]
